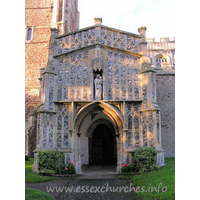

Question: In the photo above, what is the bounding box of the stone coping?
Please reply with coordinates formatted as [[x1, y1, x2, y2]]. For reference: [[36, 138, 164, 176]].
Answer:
[[139, 69, 156, 74], [155, 73, 175, 76], [36, 109, 57, 114], [55, 24, 141, 39], [33, 148, 72, 153], [28, 103, 44, 116], [53, 100, 143, 103], [139, 108, 161, 112], [42, 70, 57, 75], [147, 48, 175, 51]]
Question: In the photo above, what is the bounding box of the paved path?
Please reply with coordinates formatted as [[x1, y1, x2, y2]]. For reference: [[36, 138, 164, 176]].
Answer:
[[25, 165, 136, 199], [26, 178, 136, 200], [56, 179, 136, 200], [25, 180, 69, 198]]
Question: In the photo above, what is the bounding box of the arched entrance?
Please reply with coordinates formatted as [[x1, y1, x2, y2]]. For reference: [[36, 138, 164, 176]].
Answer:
[[73, 101, 124, 173], [91, 124, 117, 164]]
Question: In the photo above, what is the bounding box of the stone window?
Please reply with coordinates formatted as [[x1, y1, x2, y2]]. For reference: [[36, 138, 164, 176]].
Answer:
[[25, 26, 33, 41], [156, 58, 161, 67], [27, 28, 32, 40], [155, 55, 170, 67]]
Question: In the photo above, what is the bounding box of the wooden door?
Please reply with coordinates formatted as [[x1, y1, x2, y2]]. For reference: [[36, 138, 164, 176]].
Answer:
[[92, 124, 115, 164]]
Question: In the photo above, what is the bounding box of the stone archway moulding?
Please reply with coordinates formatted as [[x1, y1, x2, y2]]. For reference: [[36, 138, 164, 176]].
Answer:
[[73, 101, 124, 134], [86, 118, 116, 138]]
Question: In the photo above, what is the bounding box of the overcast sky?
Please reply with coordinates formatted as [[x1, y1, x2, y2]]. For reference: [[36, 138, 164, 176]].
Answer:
[[78, 0, 175, 38]]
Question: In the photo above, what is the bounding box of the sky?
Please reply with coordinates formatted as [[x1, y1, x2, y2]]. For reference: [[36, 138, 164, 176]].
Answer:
[[78, 0, 175, 38]]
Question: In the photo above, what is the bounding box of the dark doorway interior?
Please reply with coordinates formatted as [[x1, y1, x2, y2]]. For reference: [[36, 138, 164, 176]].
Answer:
[[91, 124, 117, 164]]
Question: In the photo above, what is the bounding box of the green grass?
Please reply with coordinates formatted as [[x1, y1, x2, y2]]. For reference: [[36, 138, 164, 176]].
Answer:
[[118, 174, 129, 179], [25, 187, 55, 200], [130, 157, 175, 200], [25, 158, 77, 183]]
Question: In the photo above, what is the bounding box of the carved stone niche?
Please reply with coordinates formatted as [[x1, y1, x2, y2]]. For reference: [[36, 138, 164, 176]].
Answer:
[[92, 58, 105, 100], [92, 57, 105, 71]]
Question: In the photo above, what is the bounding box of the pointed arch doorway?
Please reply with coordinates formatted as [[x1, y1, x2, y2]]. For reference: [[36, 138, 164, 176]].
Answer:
[[74, 102, 124, 173], [87, 118, 117, 165]]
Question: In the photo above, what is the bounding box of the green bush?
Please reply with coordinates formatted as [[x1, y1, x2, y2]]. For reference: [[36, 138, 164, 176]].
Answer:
[[37, 150, 76, 175], [121, 162, 139, 173], [131, 147, 159, 173], [63, 162, 76, 175], [121, 147, 159, 174], [38, 150, 65, 175]]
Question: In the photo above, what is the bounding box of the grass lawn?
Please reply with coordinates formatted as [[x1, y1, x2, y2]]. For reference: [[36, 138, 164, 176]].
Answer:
[[130, 157, 175, 200], [25, 187, 55, 200], [25, 158, 77, 183]]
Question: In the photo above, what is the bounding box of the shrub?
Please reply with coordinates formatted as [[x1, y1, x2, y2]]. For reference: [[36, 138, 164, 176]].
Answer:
[[63, 162, 76, 175], [121, 162, 139, 173], [38, 150, 65, 175], [131, 147, 159, 173], [121, 147, 159, 174], [37, 150, 77, 175]]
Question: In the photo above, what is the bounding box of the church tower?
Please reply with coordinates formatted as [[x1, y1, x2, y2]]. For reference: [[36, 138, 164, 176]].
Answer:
[[25, 0, 80, 156]]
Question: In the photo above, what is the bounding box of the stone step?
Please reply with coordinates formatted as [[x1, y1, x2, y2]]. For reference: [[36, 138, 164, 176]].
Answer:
[[78, 171, 119, 179]]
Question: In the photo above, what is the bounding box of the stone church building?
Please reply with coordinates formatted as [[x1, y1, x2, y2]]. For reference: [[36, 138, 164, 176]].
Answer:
[[25, 0, 175, 174]]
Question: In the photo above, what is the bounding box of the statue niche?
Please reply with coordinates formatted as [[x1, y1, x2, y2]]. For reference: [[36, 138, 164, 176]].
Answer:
[[94, 74, 103, 100]]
